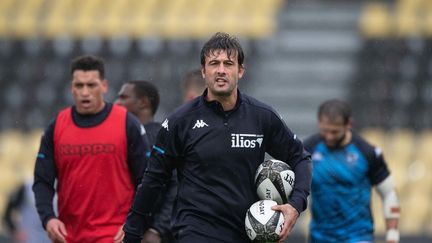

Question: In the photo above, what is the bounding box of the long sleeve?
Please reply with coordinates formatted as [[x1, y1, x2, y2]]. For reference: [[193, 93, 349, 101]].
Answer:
[[125, 112, 152, 188], [32, 120, 57, 228], [152, 169, 177, 236]]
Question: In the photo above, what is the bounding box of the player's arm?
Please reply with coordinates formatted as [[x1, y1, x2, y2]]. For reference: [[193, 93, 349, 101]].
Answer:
[[32, 120, 58, 229], [3, 183, 25, 234], [367, 146, 400, 243], [150, 169, 177, 239], [123, 118, 179, 243], [267, 113, 312, 214], [376, 176, 400, 243], [266, 112, 312, 241], [125, 112, 151, 188]]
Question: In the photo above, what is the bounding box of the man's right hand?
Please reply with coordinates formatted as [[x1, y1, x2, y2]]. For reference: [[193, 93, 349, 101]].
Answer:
[[46, 218, 67, 243]]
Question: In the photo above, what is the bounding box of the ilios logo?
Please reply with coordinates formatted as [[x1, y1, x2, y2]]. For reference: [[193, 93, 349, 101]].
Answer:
[[231, 134, 264, 148]]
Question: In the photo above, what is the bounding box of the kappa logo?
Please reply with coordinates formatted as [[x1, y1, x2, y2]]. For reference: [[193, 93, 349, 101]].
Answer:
[[192, 119, 208, 129], [231, 133, 264, 148], [162, 118, 169, 131], [140, 125, 146, 135]]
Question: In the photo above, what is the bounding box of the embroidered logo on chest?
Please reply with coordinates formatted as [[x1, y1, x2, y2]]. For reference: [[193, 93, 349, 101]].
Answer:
[[231, 133, 264, 148]]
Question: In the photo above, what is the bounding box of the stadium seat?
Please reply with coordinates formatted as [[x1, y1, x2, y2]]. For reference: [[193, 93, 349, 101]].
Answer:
[[128, 0, 158, 38], [359, 3, 392, 38], [43, 0, 72, 38], [108, 36, 132, 57], [0, 0, 15, 37], [80, 37, 104, 54], [361, 128, 386, 148], [13, 0, 44, 38]]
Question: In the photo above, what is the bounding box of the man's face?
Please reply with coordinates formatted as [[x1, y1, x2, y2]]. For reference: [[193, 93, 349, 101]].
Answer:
[[71, 70, 107, 115], [201, 49, 244, 98], [318, 115, 351, 148], [115, 83, 140, 116]]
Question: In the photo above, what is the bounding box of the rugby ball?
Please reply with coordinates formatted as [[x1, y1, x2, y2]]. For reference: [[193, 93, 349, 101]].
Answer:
[[245, 199, 284, 242], [255, 159, 295, 204]]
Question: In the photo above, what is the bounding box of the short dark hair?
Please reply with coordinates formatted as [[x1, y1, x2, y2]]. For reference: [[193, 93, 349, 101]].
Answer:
[[182, 69, 205, 90], [318, 99, 352, 124], [70, 55, 105, 79], [127, 80, 160, 115], [200, 32, 244, 66]]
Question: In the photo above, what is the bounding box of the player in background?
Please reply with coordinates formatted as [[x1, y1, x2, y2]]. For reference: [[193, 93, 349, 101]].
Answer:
[[32, 55, 150, 243], [122, 32, 311, 243], [3, 178, 50, 243], [303, 99, 400, 243], [116, 80, 162, 145], [181, 69, 206, 102], [116, 80, 176, 243]]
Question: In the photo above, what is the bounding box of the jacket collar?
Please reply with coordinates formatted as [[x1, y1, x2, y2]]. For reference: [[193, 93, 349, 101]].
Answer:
[[201, 89, 243, 114]]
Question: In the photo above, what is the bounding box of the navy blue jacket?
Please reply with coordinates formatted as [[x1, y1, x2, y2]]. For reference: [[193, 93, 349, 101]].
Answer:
[[124, 90, 311, 242]]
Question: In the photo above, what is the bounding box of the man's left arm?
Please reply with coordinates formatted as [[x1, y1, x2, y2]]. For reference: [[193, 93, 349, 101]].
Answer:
[[266, 113, 312, 241], [368, 146, 400, 243], [126, 113, 151, 187], [376, 176, 400, 243]]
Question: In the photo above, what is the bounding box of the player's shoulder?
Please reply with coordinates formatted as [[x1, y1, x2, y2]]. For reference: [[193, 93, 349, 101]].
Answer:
[[162, 97, 204, 126], [351, 132, 382, 160], [303, 134, 322, 153], [242, 94, 277, 114]]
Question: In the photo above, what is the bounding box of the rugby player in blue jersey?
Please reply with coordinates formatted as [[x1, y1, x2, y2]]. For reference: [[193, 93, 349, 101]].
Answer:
[[122, 32, 312, 243], [304, 99, 400, 243]]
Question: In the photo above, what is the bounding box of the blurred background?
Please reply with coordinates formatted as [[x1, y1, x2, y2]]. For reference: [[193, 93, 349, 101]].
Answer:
[[0, 0, 431, 242]]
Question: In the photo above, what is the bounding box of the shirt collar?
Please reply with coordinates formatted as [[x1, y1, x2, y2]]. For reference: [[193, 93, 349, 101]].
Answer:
[[201, 89, 243, 114]]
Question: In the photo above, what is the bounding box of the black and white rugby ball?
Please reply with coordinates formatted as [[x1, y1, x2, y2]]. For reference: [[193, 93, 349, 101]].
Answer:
[[255, 159, 295, 204], [245, 199, 284, 242]]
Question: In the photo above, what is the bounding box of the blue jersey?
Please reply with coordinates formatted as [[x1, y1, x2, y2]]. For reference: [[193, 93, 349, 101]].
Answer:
[[304, 133, 390, 243]]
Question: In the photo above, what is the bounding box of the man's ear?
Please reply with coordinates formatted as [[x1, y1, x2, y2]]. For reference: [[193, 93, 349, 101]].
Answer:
[[138, 96, 150, 109], [347, 117, 353, 129]]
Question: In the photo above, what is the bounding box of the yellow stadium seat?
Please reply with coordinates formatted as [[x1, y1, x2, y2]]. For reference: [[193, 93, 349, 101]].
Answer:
[[102, 1, 128, 37], [385, 129, 415, 190], [361, 128, 386, 148], [43, 0, 73, 38], [71, 0, 101, 38], [359, 3, 392, 38], [399, 161, 431, 234], [0, 0, 15, 37], [128, 0, 158, 37], [426, 8, 432, 37]]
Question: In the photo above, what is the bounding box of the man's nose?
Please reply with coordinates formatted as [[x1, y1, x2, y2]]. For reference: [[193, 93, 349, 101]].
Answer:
[[217, 64, 226, 74]]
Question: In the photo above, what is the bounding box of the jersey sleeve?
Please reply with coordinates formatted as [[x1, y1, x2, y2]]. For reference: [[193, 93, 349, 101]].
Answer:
[[123, 117, 180, 240], [32, 119, 57, 228], [266, 112, 312, 214], [367, 147, 391, 185], [126, 112, 152, 188], [354, 133, 391, 185]]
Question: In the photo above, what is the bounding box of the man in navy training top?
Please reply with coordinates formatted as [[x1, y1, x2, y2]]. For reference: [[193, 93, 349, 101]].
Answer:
[[32, 55, 150, 243], [116, 80, 176, 243], [122, 32, 312, 243], [303, 99, 400, 243]]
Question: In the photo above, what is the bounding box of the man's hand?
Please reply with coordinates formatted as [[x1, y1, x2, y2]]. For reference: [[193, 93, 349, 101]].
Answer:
[[113, 226, 125, 243], [142, 228, 161, 243], [46, 218, 67, 243], [271, 203, 299, 243]]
